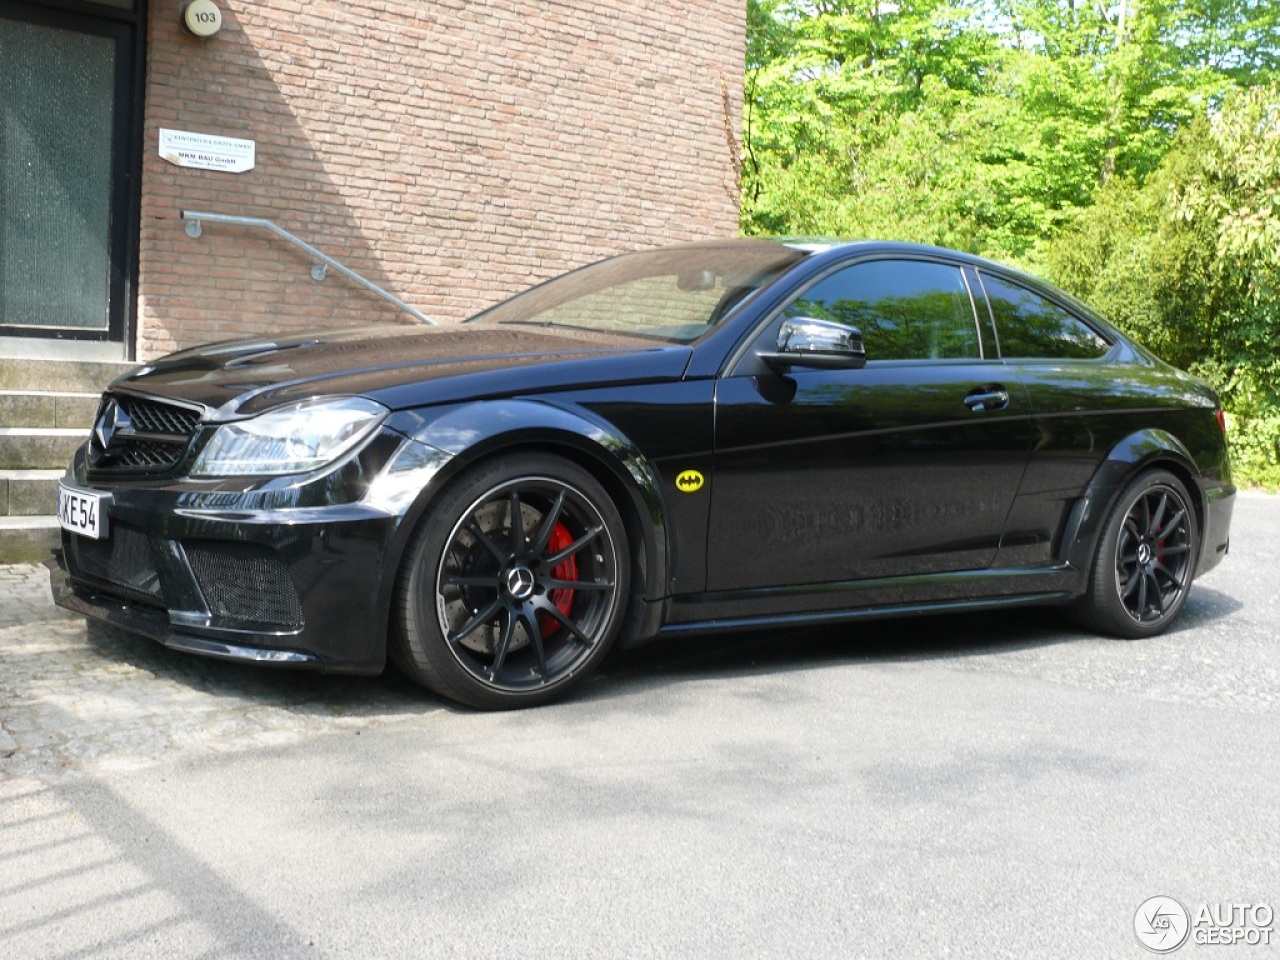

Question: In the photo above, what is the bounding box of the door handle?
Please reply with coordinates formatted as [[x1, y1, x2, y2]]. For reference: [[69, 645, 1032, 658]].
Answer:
[[964, 385, 1009, 412]]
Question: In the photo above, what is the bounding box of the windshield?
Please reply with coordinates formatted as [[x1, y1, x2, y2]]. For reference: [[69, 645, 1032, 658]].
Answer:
[[467, 242, 807, 343]]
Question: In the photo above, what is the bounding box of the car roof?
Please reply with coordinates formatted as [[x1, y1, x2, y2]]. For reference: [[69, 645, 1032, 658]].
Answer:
[[634, 238, 1126, 341], [777, 237, 987, 261]]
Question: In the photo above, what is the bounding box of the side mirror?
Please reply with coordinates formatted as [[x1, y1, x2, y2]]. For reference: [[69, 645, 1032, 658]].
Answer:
[[759, 317, 866, 371]]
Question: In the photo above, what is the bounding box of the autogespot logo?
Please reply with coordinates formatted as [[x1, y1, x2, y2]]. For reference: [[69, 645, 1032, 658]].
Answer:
[[1135, 896, 1192, 953]]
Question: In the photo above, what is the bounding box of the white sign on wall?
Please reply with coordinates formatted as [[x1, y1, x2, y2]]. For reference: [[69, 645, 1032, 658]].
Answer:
[[158, 128, 255, 173], [182, 0, 224, 38]]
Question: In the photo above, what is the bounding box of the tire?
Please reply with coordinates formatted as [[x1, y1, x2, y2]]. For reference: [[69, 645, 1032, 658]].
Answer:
[[392, 452, 630, 709], [1076, 469, 1198, 639]]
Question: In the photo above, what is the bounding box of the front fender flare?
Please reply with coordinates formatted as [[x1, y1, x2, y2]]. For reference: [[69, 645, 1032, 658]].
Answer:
[[382, 398, 670, 614]]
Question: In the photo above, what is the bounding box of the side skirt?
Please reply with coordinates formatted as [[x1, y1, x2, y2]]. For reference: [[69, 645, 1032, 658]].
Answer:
[[661, 564, 1082, 636], [658, 591, 1073, 637]]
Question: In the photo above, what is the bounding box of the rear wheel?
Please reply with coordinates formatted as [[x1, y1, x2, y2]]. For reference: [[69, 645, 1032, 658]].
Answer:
[[393, 453, 629, 709], [1077, 469, 1198, 638]]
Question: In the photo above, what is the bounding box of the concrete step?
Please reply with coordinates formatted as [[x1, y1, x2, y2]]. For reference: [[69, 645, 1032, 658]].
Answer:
[[0, 470, 63, 517], [0, 358, 133, 393], [0, 428, 87, 470], [0, 516, 59, 565], [0, 390, 99, 429], [0, 360, 122, 564]]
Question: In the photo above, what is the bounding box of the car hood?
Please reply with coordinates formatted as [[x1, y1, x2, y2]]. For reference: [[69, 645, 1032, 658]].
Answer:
[[114, 324, 693, 417]]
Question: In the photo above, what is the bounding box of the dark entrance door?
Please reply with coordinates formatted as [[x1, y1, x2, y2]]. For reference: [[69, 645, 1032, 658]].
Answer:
[[0, 0, 143, 347]]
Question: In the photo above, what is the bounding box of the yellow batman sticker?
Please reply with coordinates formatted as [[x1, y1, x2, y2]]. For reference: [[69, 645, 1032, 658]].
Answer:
[[675, 470, 704, 493]]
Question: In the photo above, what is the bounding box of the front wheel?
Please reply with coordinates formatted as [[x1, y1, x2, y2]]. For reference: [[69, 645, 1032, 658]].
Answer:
[[1077, 469, 1198, 639], [393, 453, 630, 709]]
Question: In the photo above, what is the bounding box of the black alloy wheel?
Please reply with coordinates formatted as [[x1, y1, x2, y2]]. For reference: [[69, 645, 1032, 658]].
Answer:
[[1079, 469, 1198, 638], [393, 453, 629, 709]]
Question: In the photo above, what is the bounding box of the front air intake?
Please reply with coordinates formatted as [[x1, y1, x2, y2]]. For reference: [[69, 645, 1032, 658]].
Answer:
[[184, 541, 305, 628], [64, 522, 163, 601]]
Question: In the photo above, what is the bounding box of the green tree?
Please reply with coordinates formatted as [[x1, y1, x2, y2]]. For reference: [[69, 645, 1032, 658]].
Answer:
[[742, 0, 1002, 241], [1046, 85, 1280, 487], [744, 0, 1280, 256]]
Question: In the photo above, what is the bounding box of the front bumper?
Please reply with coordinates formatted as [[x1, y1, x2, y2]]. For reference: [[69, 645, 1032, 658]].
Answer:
[[48, 556, 327, 668], [49, 435, 451, 674]]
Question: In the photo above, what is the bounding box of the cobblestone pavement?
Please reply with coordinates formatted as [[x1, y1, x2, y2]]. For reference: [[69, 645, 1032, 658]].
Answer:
[[0, 564, 440, 781]]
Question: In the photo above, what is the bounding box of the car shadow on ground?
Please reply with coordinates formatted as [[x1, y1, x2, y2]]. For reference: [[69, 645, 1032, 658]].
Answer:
[[598, 607, 1073, 687], [79, 585, 1242, 714], [592, 584, 1244, 696]]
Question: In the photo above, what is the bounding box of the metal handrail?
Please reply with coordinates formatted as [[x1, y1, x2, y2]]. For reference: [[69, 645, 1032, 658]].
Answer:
[[180, 210, 436, 325]]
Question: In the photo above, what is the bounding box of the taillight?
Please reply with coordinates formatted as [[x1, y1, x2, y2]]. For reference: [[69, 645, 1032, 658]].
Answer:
[[1216, 408, 1227, 435]]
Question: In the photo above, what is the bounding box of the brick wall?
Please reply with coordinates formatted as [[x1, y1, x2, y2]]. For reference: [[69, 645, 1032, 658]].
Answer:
[[138, 0, 744, 358]]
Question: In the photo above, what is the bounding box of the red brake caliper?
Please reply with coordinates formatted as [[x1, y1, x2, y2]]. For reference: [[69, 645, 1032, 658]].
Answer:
[[538, 521, 577, 637]]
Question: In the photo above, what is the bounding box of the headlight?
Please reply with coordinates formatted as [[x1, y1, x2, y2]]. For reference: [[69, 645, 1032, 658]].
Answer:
[[191, 397, 389, 477]]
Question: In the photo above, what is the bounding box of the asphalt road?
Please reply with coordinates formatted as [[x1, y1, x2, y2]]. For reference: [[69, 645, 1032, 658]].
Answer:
[[2, 494, 1278, 959]]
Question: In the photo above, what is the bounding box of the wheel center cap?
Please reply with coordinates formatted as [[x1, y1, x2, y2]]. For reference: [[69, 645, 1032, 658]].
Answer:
[[1137, 542, 1153, 565], [504, 565, 536, 600]]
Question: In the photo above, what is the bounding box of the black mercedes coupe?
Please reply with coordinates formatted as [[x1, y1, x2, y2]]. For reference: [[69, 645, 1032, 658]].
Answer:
[[50, 239, 1235, 708]]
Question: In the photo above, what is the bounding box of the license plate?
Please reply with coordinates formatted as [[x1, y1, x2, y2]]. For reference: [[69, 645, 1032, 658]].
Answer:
[[57, 482, 107, 540]]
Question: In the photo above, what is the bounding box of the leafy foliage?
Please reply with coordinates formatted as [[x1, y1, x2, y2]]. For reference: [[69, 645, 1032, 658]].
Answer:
[[1046, 87, 1280, 487]]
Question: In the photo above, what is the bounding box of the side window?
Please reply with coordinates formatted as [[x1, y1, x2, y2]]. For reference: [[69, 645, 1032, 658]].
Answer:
[[785, 260, 980, 361], [980, 273, 1110, 359]]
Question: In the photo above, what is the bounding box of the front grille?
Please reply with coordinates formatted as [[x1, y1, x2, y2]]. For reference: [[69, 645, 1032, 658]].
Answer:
[[185, 542, 305, 627], [66, 523, 163, 600], [123, 397, 201, 436], [111, 438, 190, 469], [89, 394, 203, 476]]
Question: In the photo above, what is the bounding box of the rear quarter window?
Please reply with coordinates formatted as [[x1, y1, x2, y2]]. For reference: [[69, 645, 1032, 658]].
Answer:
[[980, 273, 1110, 359]]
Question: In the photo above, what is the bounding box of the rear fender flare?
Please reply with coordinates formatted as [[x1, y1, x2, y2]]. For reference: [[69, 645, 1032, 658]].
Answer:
[[1061, 429, 1205, 572]]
